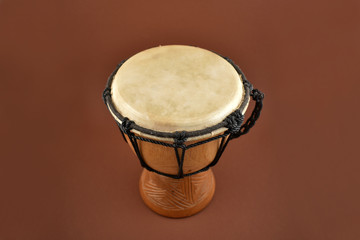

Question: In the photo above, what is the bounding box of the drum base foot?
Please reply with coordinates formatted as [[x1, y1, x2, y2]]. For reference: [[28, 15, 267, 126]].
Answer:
[[139, 169, 215, 218]]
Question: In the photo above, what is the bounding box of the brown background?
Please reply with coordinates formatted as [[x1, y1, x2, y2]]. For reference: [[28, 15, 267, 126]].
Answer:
[[1, 0, 359, 239]]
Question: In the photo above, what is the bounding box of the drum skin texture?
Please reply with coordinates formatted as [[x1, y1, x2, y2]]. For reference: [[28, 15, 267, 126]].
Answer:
[[109, 45, 248, 217], [111, 45, 244, 133]]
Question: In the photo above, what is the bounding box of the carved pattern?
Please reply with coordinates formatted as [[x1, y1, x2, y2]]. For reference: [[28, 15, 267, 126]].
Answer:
[[141, 170, 214, 211]]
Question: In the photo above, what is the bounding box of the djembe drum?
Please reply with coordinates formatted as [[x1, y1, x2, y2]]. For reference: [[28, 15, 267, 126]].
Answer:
[[103, 45, 264, 218]]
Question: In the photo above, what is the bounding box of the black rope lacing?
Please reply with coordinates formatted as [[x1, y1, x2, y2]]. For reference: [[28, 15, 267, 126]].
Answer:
[[103, 56, 264, 179]]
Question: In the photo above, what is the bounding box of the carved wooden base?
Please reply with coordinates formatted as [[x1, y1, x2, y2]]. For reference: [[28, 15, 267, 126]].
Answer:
[[139, 169, 215, 218]]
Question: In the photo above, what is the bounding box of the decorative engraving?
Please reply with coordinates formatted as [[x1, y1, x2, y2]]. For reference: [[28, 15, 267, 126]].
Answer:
[[141, 170, 214, 211]]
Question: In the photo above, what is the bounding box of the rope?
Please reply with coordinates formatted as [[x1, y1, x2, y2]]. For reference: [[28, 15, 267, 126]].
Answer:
[[103, 56, 264, 179]]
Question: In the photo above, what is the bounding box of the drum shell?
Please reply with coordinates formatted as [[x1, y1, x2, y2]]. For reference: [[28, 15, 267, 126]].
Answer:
[[124, 134, 227, 175]]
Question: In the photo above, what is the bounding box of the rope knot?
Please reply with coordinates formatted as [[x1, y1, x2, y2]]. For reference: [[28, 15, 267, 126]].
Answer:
[[102, 87, 111, 104], [120, 117, 134, 135], [225, 109, 244, 134], [243, 79, 251, 89], [174, 131, 187, 147], [251, 89, 264, 102]]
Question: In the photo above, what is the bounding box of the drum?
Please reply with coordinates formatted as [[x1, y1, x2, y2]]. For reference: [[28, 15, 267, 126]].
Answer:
[[103, 45, 264, 218]]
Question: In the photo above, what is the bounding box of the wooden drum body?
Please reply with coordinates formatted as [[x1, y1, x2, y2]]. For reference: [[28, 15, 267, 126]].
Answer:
[[128, 134, 222, 218], [103, 45, 263, 218]]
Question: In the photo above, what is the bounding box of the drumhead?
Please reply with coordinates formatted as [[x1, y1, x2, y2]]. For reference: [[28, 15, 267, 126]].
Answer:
[[109, 45, 248, 140]]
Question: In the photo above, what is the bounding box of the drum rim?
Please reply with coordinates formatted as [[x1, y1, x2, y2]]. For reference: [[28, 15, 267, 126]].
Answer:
[[103, 54, 253, 140]]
